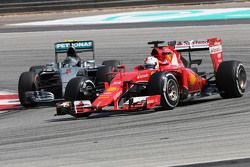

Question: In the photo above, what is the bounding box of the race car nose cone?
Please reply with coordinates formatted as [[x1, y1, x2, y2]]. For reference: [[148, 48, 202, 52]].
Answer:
[[92, 96, 113, 110]]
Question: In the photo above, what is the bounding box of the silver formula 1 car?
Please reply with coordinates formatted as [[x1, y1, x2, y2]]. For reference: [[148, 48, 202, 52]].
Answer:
[[18, 40, 120, 107]]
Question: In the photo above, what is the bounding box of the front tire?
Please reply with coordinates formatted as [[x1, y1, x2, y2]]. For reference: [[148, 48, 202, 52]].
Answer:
[[64, 77, 95, 118], [216, 61, 247, 98], [18, 72, 38, 107], [64, 77, 96, 101], [148, 72, 180, 109]]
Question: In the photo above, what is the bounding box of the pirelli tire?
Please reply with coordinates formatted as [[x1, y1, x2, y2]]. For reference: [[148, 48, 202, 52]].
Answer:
[[148, 72, 180, 110], [29, 65, 45, 74], [102, 60, 120, 72], [18, 71, 38, 107], [95, 60, 120, 84], [64, 77, 95, 118], [96, 65, 113, 84], [64, 77, 96, 101], [216, 61, 247, 98]]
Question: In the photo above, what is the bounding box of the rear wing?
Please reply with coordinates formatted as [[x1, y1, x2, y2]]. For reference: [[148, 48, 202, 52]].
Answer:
[[168, 38, 223, 72], [54, 40, 95, 63], [55, 40, 94, 53], [168, 40, 209, 51]]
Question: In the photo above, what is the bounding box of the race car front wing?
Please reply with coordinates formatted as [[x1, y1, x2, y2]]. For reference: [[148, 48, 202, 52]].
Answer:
[[25, 91, 55, 103], [55, 95, 160, 116]]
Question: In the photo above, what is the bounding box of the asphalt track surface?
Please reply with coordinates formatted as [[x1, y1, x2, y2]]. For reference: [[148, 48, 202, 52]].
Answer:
[[1, 11, 250, 167]]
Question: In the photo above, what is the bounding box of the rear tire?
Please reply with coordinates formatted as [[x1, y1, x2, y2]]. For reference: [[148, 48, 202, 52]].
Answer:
[[216, 61, 247, 98], [96, 65, 114, 84], [29, 65, 45, 74], [18, 72, 38, 107], [102, 60, 120, 72], [95, 60, 120, 85], [148, 72, 180, 109]]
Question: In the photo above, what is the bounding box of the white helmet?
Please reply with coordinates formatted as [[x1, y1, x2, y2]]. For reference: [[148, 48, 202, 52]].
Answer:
[[144, 56, 159, 69]]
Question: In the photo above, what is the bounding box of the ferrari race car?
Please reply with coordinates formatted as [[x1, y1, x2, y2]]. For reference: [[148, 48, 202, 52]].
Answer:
[[18, 40, 120, 107], [56, 38, 247, 118]]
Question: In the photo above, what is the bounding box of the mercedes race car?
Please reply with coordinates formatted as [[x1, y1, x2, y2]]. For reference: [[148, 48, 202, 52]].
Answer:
[[18, 40, 120, 107], [56, 38, 247, 118]]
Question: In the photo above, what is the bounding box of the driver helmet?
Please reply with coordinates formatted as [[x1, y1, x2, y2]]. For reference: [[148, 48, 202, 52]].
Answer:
[[67, 46, 77, 57], [144, 56, 159, 69], [63, 56, 80, 67], [63, 46, 81, 67]]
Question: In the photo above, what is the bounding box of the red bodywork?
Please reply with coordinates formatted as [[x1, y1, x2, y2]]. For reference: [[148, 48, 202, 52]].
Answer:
[[57, 38, 223, 115]]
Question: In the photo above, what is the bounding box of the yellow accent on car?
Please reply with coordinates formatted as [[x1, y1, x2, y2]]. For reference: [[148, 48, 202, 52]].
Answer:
[[106, 87, 118, 92], [188, 72, 197, 86], [64, 40, 78, 42]]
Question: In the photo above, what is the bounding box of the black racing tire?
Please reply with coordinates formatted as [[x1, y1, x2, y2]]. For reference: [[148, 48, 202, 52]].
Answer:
[[95, 65, 114, 84], [18, 71, 38, 107], [95, 60, 120, 85], [29, 65, 45, 74], [148, 72, 180, 110], [102, 60, 120, 71], [64, 77, 95, 118], [64, 77, 96, 101], [216, 61, 247, 98]]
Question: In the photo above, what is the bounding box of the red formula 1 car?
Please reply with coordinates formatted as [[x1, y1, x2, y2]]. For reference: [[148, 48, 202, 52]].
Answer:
[[56, 38, 247, 118]]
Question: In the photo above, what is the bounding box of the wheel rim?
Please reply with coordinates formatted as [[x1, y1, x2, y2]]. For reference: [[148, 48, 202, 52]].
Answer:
[[167, 79, 178, 101], [237, 66, 247, 91], [80, 80, 95, 98]]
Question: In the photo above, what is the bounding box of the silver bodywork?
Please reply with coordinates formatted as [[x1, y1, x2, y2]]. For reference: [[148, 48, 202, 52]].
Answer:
[[24, 40, 97, 103]]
